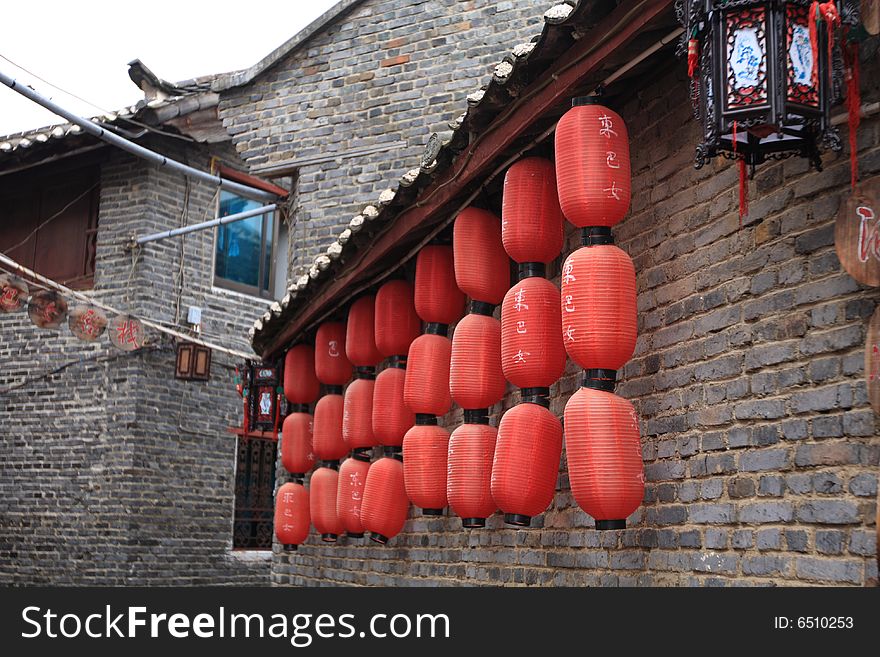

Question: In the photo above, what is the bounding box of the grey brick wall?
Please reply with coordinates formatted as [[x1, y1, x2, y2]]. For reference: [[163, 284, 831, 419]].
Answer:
[[0, 140, 272, 585]]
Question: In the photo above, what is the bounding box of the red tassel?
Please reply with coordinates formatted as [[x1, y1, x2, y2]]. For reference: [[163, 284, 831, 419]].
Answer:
[[845, 41, 861, 189], [687, 39, 699, 78], [810, 2, 841, 89], [739, 159, 749, 228], [243, 393, 249, 435]]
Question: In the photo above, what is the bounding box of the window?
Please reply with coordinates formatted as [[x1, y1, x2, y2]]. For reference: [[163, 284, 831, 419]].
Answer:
[[214, 191, 278, 298]]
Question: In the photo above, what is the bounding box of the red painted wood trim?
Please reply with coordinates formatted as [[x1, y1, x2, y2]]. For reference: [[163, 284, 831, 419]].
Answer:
[[219, 165, 289, 198], [226, 426, 279, 441], [262, 0, 672, 357]]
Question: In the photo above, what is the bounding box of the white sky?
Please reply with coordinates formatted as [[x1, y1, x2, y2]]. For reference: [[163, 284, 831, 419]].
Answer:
[[0, 0, 341, 136]]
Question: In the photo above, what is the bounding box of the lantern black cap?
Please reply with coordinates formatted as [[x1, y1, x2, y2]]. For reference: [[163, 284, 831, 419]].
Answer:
[[462, 517, 486, 529], [346, 532, 364, 539], [355, 366, 376, 380], [384, 446, 403, 461], [288, 403, 310, 413], [290, 474, 305, 484], [504, 513, 531, 527], [415, 414, 438, 425], [321, 533, 338, 542], [595, 519, 625, 531], [425, 322, 449, 336], [463, 409, 490, 425], [320, 460, 340, 470], [352, 448, 371, 462], [325, 385, 344, 395], [388, 355, 407, 369], [370, 533, 390, 545], [469, 300, 494, 316], [283, 544, 297, 552], [581, 226, 614, 246], [572, 96, 602, 106], [518, 262, 546, 280], [422, 508, 444, 516]]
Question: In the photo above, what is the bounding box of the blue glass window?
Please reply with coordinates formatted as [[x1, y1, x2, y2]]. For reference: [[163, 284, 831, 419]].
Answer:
[[214, 191, 275, 297]]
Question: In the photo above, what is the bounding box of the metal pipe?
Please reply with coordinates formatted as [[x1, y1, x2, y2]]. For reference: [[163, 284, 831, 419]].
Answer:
[[135, 203, 277, 245], [0, 69, 278, 203]]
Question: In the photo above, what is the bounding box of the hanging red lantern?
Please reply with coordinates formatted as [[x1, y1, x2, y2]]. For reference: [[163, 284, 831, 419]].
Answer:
[[342, 376, 377, 452], [449, 312, 506, 410], [564, 385, 644, 529], [402, 422, 449, 514], [560, 239, 637, 373], [372, 365, 414, 447], [312, 393, 347, 462], [281, 412, 315, 476], [500, 276, 565, 389], [315, 321, 352, 386], [555, 98, 631, 228], [414, 245, 466, 324], [404, 332, 452, 416], [490, 401, 562, 526], [501, 157, 565, 264], [274, 481, 310, 549], [310, 466, 344, 542], [360, 454, 409, 544], [283, 344, 320, 405], [336, 454, 371, 538], [346, 295, 383, 369], [447, 423, 497, 528], [375, 279, 421, 358], [453, 207, 510, 305]]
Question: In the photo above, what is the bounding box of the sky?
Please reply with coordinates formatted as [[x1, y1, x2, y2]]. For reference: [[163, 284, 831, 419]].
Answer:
[[0, 0, 341, 136]]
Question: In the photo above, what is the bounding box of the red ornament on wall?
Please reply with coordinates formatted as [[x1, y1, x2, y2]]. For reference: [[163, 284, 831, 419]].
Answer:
[[564, 385, 644, 529], [555, 99, 631, 228], [336, 455, 371, 538], [404, 333, 453, 416], [342, 377, 377, 451], [500, 276, 565, 389], [346, 295, 383, 368], [447, 423, 497, 528], [360, 455, 409, 544], [414, 245, 466, 324], [490, 401, 562, 526], [281, 412, 315, 476], [449, 312, 506, 410], [274, 482, 310, 550], [501, 157, 565, 264], [402, 423, 449, 514], [312, 393, 347, 462], [284, 344, 320, 405], [315, 322, 352, 386], [310, 466, 344, 542], [453, 207, 510, 305], [375, 279, 421, 357], [372, 366, 414, 447]]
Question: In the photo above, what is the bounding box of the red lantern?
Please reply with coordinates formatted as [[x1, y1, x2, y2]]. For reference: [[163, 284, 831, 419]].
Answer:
[[342, 377, 376, 451], [372, 366, 414, 447], [560, 242, 637, 373], [284, 344, 320, 405], [360, 455, 409, 544], [312, 393, 347, 462], [449, 312, 506, 410], [447, 423, 497, 527], [453, 207, 510, 306], [564, 385, 644, 529], [281, 412, 315, 476], [310, 466, 344, 541], [501, 157, 564, 264], [500, 276, 565, 389], [375, 280, 421, 358], [346, 295, 383, 368], [336, 455, 371, 538], [403, 423, 449, 514], [315, 322, 352, 386], [274, 482, 310, 549], [414, 245, 465, 325], [555, 99, 631, 228], [404, 333, 452, 416], [490, 402, 562, 526]]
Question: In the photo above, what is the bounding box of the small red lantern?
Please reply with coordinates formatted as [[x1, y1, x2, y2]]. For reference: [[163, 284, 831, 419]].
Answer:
[[500, 276, 565, 389], [449, 312, 506, 410], [555, 99, 631, 228], [310, 466, 344, 542], [281, 412, 315, 476], [342, 376, 376, 452], [312, 393, 347, 462], [360, 453, 409, 544], [490, 401, 562, 526], [375, 280, 421, 358], [453, 207, 510, 306], [560, 239, 637, 374], [336, 454, 371, 538], [284, 344, 320, 405], [403, 422, 449, 514], [275, 482, 310, 550], [447, 423, 497, 528], [564, 384, 644, 529], [414, 245, 465, 325], [404, 332, 452, 416], [315, 322, 352, 386], [372, 365, 414, 447], [501, 157, 565, 264], [346, 295, 383, 369]]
